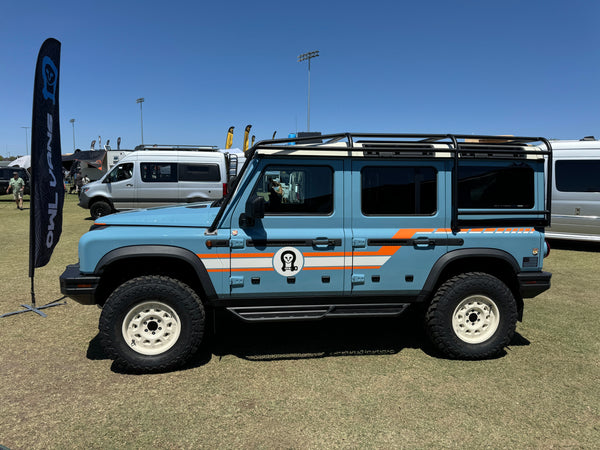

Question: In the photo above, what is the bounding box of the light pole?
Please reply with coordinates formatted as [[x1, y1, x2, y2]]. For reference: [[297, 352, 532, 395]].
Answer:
[[21, 126, 30, 155], [297, 50, 319, 132], [69, 119, 76, 152], [136, 97, 145, 145]]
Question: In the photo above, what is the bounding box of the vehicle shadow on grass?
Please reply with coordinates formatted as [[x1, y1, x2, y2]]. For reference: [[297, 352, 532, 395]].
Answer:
[[85, 311, 531, 374]]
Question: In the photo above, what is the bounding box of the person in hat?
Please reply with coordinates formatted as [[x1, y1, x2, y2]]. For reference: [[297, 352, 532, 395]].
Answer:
[[6, 171, 25, 210]]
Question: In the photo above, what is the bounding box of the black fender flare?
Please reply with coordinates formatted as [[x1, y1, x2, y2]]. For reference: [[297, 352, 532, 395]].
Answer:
[[417, 248, 520, 302], [94, 245, 217, 301]]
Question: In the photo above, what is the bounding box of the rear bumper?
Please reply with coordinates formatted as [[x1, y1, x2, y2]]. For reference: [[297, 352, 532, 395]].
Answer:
[[518, 271, 552, 298], [60, 263, 100, 305]]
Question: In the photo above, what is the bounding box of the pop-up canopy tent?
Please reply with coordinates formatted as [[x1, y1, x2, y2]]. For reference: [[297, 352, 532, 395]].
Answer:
[[8, 155, 32, 170], [62, 149, 107, 180]]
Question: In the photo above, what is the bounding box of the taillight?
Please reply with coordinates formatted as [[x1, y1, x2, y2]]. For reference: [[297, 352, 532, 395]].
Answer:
[[223, 182, 227, 196], [544, 239, 550, 258]]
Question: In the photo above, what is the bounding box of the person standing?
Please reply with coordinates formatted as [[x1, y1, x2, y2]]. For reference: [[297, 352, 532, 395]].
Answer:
[[6, 171, 25, 210]]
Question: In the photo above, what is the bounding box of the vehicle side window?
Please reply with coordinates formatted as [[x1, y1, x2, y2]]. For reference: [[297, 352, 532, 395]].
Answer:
[[106, 163, 133, 183], [179, 163, 221, 182], [458, 163, 534, 209], [252, 165, 333, 215], [361, 166, 437, 215], [556, 160, 600, 192], [141, 163, 177, 183]]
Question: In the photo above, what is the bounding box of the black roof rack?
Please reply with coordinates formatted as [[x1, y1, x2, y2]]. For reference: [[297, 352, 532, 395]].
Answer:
[[208, 133, 552, 233]]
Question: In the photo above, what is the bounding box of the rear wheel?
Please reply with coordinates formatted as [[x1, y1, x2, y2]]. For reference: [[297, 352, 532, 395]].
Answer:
[[99, 276, 205, 372], [90, 200, 113, 219], [425, 272, 517, 359]]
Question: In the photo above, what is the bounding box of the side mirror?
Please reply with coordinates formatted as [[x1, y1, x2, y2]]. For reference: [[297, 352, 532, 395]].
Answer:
[[239, 195, 265, 227], [248, 195, 265, 219]]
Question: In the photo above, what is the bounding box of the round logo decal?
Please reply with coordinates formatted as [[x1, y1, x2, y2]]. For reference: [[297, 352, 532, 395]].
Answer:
[[273, 247, 304, 277]]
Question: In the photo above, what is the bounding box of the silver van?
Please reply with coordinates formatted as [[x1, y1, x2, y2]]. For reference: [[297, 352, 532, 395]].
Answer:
[[546, 137, 600, 241], [79, 149, 229, 219]]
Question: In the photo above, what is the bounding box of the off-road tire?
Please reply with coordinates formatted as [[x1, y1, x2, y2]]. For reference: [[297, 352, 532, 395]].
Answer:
[[425, 272, 517, 359], [99, 276, 205, 373], [90, 200, 113, 220]]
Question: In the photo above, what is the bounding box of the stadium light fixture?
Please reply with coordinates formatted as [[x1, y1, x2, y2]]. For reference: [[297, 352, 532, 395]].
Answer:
[[297, 50, 319, 132], [136, 97, 145, 145]]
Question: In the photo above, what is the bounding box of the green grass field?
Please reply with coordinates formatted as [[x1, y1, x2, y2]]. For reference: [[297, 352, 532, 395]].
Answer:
[[1, 195, 599, 448]]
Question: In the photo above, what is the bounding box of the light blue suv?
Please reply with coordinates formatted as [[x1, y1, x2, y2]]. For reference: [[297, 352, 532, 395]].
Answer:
[[61, 133, 552, 372]]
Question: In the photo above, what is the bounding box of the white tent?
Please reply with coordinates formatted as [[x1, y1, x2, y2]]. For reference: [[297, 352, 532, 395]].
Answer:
[[8, 155, 31, 169]]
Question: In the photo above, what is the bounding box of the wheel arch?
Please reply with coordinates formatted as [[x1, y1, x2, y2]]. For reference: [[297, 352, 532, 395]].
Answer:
[[419, 249, 524, 319], [93, 245, 217, 306]]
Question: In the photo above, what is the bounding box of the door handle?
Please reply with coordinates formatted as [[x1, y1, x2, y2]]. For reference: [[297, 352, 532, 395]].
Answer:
[[312, 238, 333, 248], [413, 237, 432, 248], [126, 184, 133, 187]]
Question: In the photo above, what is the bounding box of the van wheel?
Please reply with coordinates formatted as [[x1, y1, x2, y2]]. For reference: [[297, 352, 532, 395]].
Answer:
[[425, 272, 517, 359], [99, 276, 205, 373], [90, 200, 113, 219]]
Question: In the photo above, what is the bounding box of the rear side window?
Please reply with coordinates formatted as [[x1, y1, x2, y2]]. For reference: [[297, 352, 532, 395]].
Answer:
[[458, 163, 534, 209], [141, 163, 177, 183], [556, 160, 600, 192], [179, 163, 221, 182], [361, 166, 437, 215]]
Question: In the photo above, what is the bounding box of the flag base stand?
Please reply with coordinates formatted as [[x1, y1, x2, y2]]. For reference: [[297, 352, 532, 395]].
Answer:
[[0, 297, 66, 319]]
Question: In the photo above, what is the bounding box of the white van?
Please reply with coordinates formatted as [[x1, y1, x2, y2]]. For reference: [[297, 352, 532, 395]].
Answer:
[[79, 149, 230, 219], [546, 137, 600, 241]]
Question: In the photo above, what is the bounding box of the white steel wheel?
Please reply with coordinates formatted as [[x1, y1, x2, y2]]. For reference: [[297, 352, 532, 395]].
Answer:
[[452, 295, 500, 344], [121, 301, 182, 356]]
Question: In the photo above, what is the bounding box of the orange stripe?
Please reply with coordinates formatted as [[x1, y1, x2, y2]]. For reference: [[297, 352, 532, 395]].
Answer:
[[197, 254, 225, 259], [304, 251, 346, 257], [232, 252, 275, 258]]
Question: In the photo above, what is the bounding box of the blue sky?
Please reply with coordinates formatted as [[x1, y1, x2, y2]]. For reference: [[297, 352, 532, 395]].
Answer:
[[1, 0, 599, 157]]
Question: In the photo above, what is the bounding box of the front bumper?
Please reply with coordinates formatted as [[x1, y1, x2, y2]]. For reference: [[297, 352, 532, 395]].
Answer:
[[78, 191, 90, 208], [60, 263, 101, 305], [518, 271, 552, 298]]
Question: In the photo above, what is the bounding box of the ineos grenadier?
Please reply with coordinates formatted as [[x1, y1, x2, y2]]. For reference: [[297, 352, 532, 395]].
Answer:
[[60, 133, 552, 372]]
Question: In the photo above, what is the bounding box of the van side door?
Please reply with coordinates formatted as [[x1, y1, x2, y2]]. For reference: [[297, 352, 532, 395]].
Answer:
[[138, 162, 179, 208], [178, 162, 224, 203]]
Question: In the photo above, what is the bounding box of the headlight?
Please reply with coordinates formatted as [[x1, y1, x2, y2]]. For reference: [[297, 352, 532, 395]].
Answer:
[[82, 187, 90, 194]]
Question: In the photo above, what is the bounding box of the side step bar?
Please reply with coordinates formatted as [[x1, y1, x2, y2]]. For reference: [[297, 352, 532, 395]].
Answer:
[[227, 303, 410, 323]]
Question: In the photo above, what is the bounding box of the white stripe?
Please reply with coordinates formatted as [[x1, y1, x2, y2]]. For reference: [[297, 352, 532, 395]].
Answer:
[[304, 256, 345, 268], [231, 257, 272, 269], [353, 256, 391, 266], [202, 258, 230, 270]]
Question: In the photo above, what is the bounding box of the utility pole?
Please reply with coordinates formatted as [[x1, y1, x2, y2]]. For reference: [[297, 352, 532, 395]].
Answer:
[[21, 126, 30, 154], [69, 119, 76, 151]]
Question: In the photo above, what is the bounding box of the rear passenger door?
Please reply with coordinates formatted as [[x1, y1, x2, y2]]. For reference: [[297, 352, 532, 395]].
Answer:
[[350, 161, 449, 297]]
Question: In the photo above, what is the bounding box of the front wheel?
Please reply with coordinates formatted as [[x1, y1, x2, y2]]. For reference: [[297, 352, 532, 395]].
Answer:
[[90, 200, 113, 220], [425, 272, 517, 359], [99, 276, 205, 373]]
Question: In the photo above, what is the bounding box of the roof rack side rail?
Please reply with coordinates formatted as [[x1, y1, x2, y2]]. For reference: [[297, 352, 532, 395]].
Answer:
[[133, 144, 219, 151]]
